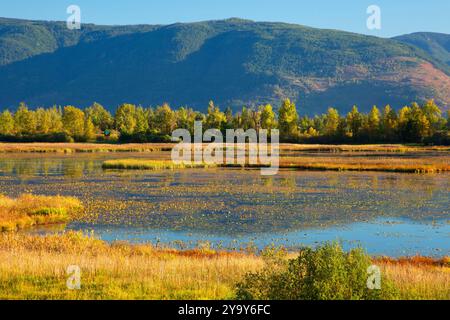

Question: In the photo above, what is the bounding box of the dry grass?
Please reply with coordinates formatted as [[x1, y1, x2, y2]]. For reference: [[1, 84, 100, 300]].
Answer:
[[103, 155, 450, 173], [0, 143, 175, 153], [0, 232, 263, 300], [0, 232, 448, 300], [277, 157, 450, 173], [0, 194, 82, 232], [375, 257, 450, 300], [0, 143, 448, 154], [102, 159, 216, 170]]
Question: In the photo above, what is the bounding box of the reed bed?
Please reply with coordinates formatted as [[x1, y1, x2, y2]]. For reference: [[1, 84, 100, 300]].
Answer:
[[0, 232, 448, 300], [375, 257, 450, 300], [0, 194, 82, 232], [103, 155, 450, 173], [0, 143, 174, 154], [0, 143, 448, 154], [102, 159, 217, 170]]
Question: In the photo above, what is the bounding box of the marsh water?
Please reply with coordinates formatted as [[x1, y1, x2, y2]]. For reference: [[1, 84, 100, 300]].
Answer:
[[0, 152, 449, 257]]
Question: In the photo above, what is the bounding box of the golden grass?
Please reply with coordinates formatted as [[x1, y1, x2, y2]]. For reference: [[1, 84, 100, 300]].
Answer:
[[103, 155, 450, 173], [0, 143, 448, 154], [376, 258, 450, 300], [102, 159, 216, 170], [0, 194, 82, 232], [0, 232, 263, 300], [277, 161, 450, 173], [0, 232, 448, 300], [0, 143, 175, 153]]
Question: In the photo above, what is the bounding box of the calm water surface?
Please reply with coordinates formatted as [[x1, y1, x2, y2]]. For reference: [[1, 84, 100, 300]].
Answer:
[[0, 153, 448, 257]]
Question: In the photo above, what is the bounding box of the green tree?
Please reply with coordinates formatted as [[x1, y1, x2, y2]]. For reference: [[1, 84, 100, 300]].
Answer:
[[47, 106, 63, 133], [422, 99, 444, 133], [260, 104, 276, 130], [85, 103, 113, 131], [83, 116, 95, 141], [134, 106, 150, 134], [0, 110, 15, 135], [115, 104, 137, 135], [240, 106, 255, 130], [62, 106, 85, 139], [224, 107, 234, 129], [324, 108, 340, 137], [205, 101, 226, 130], [14, 103, 37, 135], [346, 106, 363, 138], [381, 105, 398, 141], [278, 99, 299, 140], [35, 108, 51, 134], [154, 104, 176, 135], [367, 105, 381, 140]]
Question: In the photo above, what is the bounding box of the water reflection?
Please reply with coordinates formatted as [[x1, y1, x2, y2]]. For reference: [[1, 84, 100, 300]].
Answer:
[[0, 154, 449, 256]]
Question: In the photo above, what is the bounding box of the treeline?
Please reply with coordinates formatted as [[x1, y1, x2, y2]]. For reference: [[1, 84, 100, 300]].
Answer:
[[0, 99, 449, 144]]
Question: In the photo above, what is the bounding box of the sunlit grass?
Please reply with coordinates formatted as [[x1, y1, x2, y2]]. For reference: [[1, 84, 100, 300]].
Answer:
[[0, 194, 82, 232], [1, 143, 448, 154], [0, 232, 262, 300], [375, 257, 450, 300], [102, 159, 216, 170], [0, 143, 174, 153], [0, 232, 447, 300]]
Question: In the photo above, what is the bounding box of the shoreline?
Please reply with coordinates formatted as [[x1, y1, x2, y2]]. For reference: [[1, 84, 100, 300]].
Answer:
[[0, 231, 448, 300]]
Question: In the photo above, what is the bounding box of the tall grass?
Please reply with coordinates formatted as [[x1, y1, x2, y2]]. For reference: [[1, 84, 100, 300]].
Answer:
[[0, 233, 447, 300], [0, 143, 174, 153], [0, 194, 82, 232], [0, 232, 262, 300], [102, 159, 216, 170]]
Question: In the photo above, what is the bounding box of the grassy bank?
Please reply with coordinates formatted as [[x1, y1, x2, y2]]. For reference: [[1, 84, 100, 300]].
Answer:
[[0, 143, 449, 154], [0, 143, 174, 153], [0, 194, 82, 232], [0, 232, 448, 300], [102, 159, 216, 170], [103, 157, 450, 173]]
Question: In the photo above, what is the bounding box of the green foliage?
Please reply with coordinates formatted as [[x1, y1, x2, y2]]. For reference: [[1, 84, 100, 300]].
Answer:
[[236, 242, 399, 300], [115, 104, 137, 135], [0, 99, 448, 144], [85, 103, 113, 131], [0, 110, 14, 135], [278, 99, 299, 141], [62, 106, 86, 141], [1, 18, 448, 113]]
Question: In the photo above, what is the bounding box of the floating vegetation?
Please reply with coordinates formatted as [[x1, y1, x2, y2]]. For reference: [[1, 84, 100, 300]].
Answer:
[[0, 194, 82, 232]]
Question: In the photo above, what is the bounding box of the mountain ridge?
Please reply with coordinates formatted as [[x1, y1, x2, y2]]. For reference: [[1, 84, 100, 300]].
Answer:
[[0, 17, 449, 114]]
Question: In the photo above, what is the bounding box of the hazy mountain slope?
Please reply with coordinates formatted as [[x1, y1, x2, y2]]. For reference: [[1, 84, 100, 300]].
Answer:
[[0, 17, 449, 113], [394, 32, 450, 66]]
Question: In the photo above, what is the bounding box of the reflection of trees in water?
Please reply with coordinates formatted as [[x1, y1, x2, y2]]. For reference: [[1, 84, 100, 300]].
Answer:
[[0, 158, 98, 178]]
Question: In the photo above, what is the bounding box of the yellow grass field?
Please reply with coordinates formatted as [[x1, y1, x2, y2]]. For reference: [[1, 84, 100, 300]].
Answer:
[[0, 194, 82, 232], [0, 232, 448, 300]]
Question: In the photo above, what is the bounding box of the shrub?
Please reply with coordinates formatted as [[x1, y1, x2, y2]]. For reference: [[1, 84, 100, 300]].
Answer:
[[236, 242, 399, 300]]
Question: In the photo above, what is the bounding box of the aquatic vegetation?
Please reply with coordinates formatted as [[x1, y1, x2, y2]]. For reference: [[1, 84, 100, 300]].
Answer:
[[102, 159, 216, 170], [0, 194, 82, 232]]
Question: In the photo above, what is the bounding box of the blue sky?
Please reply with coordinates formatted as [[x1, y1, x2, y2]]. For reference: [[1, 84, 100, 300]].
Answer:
[[1, 0, 449, 37]]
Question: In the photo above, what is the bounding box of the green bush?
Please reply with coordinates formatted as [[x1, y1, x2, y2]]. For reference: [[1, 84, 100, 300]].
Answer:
[[236, 242, 399, 300], [31, 207, 68, 217]]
